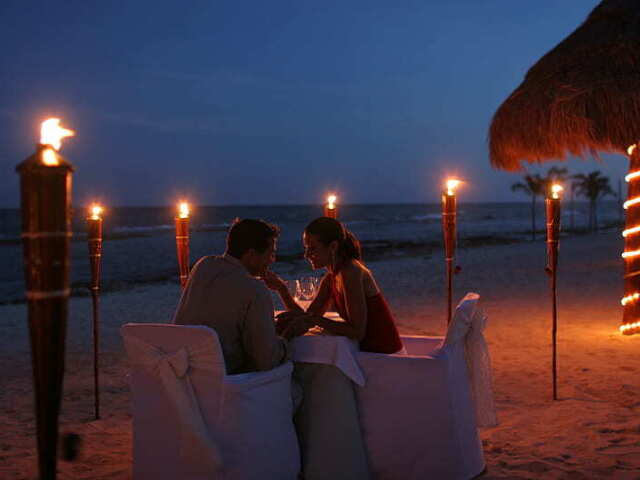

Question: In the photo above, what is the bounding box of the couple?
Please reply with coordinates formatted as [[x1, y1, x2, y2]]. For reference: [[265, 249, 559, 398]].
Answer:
[[172, 216, 402, 478]]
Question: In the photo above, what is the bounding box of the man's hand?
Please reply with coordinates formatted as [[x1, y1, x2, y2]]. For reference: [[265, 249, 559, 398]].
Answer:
[[261, 269, 287, 292], [281, 313, 316, 340]]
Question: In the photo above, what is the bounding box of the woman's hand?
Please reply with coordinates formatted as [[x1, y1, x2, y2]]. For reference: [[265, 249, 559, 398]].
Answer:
[[261, 269, 287, 292]]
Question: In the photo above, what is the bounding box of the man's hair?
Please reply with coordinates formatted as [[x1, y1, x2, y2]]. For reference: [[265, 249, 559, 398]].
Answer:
[[226, 218, 280, 258]]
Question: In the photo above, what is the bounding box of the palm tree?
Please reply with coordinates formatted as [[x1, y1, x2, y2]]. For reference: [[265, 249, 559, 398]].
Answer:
[[571, 171, 615, 232], [511, 173, 546, 240]]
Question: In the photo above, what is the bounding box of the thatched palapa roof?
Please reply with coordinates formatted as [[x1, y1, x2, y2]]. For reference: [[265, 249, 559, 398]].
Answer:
[[489, 0, 640, 171]]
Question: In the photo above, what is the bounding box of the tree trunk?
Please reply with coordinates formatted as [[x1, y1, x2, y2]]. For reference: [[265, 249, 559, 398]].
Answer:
[[593, 199, 598, 232], [531, 195, 536, 241]]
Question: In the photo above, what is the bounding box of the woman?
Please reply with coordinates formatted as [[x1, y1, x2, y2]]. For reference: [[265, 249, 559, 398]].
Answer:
[[266, 216, 402, 353]]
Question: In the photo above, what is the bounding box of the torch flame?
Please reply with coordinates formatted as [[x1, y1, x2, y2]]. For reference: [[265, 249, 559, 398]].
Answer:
[[551, 184, 564, 199], [628, 144, 637, 156], [40, 118, 74, 151], [90, 204, 103, 220], [327, 194, 337, 209], [41, 148, 58, 166], [446, 179, 461, 196], [178, 202, 190, 219]]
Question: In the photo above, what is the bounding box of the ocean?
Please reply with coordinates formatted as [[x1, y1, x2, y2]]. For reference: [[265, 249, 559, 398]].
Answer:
[[0, 201, 622, 304]]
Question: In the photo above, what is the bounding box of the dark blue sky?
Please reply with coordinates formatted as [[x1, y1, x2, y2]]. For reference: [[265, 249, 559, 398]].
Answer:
[[1, 0, 624, 207]]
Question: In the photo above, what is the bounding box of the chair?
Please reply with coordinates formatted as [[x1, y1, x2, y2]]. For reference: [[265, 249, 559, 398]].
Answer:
[[121, 323, 300, 480], [355, 293, 491, 480]]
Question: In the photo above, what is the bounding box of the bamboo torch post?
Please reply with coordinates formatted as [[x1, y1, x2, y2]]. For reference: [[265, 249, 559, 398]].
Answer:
[[621, 144, 640, 335], [324, 194, 338, 219], [441, 179, 460, 325], [16, 118, 75, 480], [87, 205, 103, 420], [175, 202, 190, 288], [545, 184, 563, 401]]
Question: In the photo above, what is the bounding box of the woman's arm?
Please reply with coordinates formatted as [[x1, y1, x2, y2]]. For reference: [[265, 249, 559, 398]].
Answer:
[[261, 270, 303, 312], [313, 267, 367, 341], [305, 274, 332, 315]]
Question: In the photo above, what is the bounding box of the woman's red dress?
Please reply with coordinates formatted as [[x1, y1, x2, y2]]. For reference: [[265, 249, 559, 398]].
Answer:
[[330, 275, 402, 354]]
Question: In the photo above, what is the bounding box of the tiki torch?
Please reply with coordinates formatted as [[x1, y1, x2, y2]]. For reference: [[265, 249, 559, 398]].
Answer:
[[545, 183, 563, 400], [621, 144, 640, 335], [441, 179, 460, 325], [16, 118, 75, 480], [87, 204, 103, 420], [175, 202, 190, 288], [324, 194, 338, 219]]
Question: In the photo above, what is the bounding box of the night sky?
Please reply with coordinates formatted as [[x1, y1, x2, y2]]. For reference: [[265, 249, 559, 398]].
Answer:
[[0, 0, 625, 207]]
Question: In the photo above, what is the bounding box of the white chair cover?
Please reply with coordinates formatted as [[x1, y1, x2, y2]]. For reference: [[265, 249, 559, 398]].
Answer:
[[122, 323, 300, 480], [123, 335, 224, 473], [444, 292, 498, 428], [355, 293, 490, 479]]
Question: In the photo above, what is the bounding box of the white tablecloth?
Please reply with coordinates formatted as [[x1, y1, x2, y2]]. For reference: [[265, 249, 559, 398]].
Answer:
[[287, 312, 365, 386]]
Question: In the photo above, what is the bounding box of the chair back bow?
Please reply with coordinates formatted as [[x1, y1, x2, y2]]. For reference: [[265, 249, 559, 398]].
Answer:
[[123, 334, 225, 473]]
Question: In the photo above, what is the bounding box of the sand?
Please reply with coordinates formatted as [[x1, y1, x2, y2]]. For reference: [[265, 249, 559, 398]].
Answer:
[[2, 230, 640, 479]]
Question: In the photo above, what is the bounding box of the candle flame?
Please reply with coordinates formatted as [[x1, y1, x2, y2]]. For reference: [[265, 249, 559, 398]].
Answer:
[[41, 148, 58, 166], [326, 194, 337, 209], [90, 204, 103, 220], [551, 184, 563, 199], [178, 202, 190, 219], [40, 118, 74, 151], [628, 144, 637, 156]]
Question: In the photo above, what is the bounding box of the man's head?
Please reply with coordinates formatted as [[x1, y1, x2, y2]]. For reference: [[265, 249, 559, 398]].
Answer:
[[226, 218, 280, 276]]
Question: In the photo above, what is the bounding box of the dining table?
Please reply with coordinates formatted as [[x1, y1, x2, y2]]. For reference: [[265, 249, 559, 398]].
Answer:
[[279, 311, 366, 386]]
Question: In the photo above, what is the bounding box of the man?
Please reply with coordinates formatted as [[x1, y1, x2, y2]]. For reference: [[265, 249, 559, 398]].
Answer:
[[173, 218, 294, 374]]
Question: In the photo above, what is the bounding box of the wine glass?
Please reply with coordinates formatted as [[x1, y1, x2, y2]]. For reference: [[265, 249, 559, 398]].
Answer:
[[297, 276, 318, 310]]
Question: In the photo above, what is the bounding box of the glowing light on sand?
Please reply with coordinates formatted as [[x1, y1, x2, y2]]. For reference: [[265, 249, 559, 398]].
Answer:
[[40, 118, 74, 151]]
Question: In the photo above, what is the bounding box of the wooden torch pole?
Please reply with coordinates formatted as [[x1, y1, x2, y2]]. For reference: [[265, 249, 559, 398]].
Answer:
[[175, 202, 190, 288], [441, 180, 459, 325], [545, 185, 562, 400], [87, 206, 103, 420], [16, 118, 74, 479]]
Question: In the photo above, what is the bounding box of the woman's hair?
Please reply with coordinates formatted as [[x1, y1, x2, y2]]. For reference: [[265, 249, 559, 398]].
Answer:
[[304, 217, 362, 261]]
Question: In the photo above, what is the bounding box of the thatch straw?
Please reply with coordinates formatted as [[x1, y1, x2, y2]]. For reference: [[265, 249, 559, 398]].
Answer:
[[489, 0, 640, 171]]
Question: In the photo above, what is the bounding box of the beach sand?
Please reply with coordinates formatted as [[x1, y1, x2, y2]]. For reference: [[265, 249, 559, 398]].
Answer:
[[2, 230, 640, 479]]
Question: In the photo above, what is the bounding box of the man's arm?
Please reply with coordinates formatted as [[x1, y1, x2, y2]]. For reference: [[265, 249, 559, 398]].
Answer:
[[242, 284, 288, 371]]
